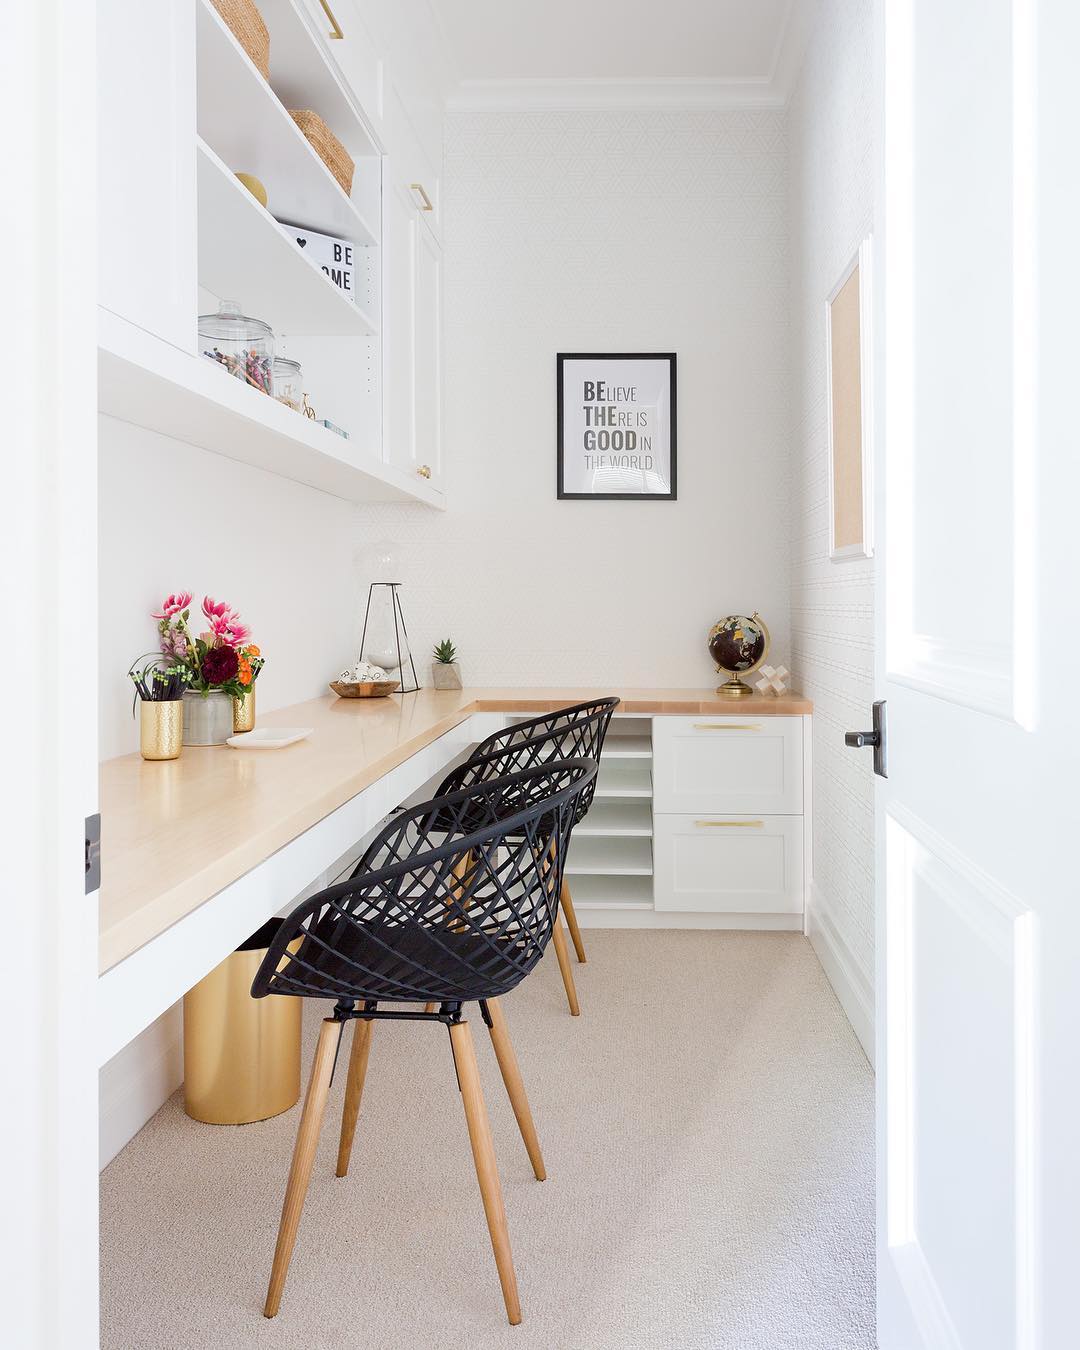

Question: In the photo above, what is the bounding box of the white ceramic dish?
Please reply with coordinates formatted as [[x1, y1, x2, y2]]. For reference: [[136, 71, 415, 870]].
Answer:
[[226, 727, 313, 750]]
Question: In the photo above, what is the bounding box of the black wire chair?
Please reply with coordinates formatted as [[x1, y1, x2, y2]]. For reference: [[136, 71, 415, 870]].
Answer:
[[433, 696, 620, 1014], [252, 759, 597, 1327]]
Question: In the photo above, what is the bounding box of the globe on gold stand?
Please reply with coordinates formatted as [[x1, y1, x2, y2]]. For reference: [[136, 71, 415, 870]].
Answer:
[[708, 612, 770, 698]]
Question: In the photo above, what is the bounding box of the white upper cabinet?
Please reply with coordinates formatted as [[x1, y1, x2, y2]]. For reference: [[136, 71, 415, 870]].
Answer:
[[98, 0, 196, 352], [96, 0, 446, 507]]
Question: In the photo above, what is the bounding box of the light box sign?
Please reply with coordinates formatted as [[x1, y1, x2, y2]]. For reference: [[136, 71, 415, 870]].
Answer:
[[557, 353, 677, 500], [281, 223, 357, 304]]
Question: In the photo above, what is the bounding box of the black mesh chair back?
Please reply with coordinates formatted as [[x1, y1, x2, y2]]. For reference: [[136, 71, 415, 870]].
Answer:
[[251, 759, 597, 1008], [449, 696, 620, 823]]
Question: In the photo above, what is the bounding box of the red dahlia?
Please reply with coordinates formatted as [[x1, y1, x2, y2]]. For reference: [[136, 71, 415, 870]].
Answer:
[[201, 645, 239, 685]]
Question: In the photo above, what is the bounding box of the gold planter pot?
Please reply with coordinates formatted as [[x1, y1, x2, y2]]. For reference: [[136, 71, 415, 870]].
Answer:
[[139, 700, 183, 760], [183, 921, 302, 1125], [233, 686, 256, 733]]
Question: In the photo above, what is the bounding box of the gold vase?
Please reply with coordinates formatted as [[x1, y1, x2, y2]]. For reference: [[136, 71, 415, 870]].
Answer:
[[233, 686, 256, 733], [140, 700, 183, 760]]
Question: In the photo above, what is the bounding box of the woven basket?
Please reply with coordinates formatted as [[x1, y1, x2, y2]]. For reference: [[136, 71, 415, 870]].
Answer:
[[289, 110, 354, 195], [212, 0, 270, 80]]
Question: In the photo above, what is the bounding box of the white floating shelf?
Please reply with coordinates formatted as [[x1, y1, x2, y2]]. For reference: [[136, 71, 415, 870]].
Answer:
[[197, 140, 375, 337], [257, 0, 380, 160], [196, 0, 378, 246], [566, 836, 653, 877], [566, 874, 654, 909], [602, 734, 652, 759], [99, 310, 444, 508], [576, 801, 653, 837], [594, 763, 652, 799]]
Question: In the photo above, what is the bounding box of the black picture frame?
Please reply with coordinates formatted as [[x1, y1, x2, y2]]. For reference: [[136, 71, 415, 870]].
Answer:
[[557, 352, 678, 500]]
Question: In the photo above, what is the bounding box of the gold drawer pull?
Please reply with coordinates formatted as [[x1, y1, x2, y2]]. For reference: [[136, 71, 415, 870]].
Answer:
[[695, 820, 764, 828], [416, 464, 432, 479], [318, 0, 344, 38], [410, 182, 434, 211], [693, 722, 761, 731]]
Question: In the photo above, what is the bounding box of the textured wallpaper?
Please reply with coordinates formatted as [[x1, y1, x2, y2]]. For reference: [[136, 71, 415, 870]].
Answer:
[[355, 109, 792, 690], [787, 0, 876, 1023]]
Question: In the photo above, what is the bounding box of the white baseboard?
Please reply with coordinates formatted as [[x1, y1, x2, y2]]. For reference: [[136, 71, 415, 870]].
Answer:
[[575, 908, 803, 931], [99, 1003, 183, 1170], [806, 882, 874, 1065]]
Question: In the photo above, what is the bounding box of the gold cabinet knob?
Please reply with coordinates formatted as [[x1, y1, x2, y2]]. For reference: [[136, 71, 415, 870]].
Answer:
[[416, 464, 432, 479]]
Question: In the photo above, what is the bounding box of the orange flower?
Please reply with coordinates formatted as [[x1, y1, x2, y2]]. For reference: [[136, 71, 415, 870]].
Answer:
[[246, 644, 261, 658], [239, 667, 252, 686]]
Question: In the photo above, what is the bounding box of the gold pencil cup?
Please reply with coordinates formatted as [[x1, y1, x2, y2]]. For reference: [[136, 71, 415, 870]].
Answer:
[[233, 687, 256, 733], [140, 700, 183, 760], [183, 921, 302, 1125]]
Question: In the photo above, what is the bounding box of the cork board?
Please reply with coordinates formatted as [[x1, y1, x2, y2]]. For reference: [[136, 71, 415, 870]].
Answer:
[[827, 243, 872, 559]]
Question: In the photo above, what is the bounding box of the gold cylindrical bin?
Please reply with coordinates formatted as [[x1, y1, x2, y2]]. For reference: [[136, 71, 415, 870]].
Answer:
[[183, 919, 301, 1124]]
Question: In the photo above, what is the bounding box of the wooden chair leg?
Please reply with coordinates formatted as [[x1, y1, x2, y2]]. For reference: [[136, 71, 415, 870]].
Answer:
[[264, 1017, 341, 1318], [484, 999, 546, 1181], [448, 1020, 522, 1326], [336, 1017, 373, 1178], [560, 877, 587, 964], [550, 909, 581, 1016]]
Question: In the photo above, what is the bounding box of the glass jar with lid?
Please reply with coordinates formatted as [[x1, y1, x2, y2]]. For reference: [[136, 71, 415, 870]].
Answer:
[[272, 357, 303, 412], [198, 300, 274, 395]]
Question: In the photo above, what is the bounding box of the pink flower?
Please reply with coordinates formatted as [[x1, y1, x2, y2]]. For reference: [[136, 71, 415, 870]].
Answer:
[[201, 596, 232, 622], [152, 591, 192, 620], [211, 612, 251, 647]]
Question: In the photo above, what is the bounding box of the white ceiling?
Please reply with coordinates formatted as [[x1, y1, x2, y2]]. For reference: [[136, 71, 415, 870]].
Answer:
[[432, 0, 812, 100]]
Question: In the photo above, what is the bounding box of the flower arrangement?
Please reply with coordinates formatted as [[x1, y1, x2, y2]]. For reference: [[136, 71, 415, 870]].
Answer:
[[151, 591, 265, 697]]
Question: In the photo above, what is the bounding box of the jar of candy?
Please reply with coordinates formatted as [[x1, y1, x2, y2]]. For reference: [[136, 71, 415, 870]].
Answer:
[[198, 300, 274, 395], [272, 357, 303, 411]]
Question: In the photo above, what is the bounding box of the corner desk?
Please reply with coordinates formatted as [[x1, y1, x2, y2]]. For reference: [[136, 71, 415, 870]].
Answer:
[[98, 687, 811, 1066]]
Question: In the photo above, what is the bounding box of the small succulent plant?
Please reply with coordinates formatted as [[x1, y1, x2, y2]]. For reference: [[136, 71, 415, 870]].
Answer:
[[432, 638, 458, 665]]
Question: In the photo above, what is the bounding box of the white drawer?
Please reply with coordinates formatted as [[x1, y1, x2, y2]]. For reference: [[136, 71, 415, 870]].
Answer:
[[652, 716, 802, 814], [653, 814, 804, 914]]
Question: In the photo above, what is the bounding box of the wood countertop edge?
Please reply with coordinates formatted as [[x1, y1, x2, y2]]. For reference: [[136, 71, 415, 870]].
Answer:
[[99, 688, 811, 976]]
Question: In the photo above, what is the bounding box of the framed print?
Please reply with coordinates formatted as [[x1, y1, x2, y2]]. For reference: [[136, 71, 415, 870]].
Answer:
[[825, 238, 874, 559], [557, 353, 677, 500]]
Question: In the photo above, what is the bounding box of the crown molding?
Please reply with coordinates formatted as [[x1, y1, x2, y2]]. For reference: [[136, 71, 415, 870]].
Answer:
[[447, 75, 787, 113]]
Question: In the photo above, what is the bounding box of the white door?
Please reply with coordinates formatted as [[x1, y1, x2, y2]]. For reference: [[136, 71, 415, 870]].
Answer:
[[873, 2, 1080, 1347], [1, 0, 100, 1343]]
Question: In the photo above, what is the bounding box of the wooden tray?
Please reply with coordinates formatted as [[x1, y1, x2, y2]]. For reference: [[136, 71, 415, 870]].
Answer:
[[330, 680, 400, 699]]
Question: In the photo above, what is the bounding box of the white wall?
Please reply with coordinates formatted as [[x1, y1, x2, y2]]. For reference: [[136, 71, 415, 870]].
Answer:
[[356, 109, 792, 687], [787, 0, 875, 1059], [98, 417, 361, 760]]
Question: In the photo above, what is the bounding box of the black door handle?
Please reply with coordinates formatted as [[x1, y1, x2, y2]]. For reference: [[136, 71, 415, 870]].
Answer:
[[845, 700, 887, 778]]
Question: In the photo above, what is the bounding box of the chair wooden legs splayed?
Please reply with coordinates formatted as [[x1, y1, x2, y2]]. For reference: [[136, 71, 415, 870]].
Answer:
[[264, 1002, 540, 1326], [448, 1019, 522, 1325], [560, 877, 587, 964], [264, 1017, 341, 1319], [549, 905, 581, 1016]]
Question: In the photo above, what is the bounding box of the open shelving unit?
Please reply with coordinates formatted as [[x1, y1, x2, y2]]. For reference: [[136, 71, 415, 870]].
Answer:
[[196, 138, 376, 337], [567, 716, 655, 911], [195, 0, 379, 244], [99, 0, 446, 509]]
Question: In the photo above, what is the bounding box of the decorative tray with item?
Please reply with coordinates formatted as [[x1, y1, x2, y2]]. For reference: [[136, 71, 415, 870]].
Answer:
[[330, 660, 400, 699]]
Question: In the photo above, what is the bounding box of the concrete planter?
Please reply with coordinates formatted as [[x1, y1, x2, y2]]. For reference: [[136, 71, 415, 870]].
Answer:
[[431, 662, 462, 690]]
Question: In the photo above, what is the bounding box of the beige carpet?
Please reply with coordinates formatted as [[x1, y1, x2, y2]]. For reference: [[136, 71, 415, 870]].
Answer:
[[100, 931, 875, 1350]]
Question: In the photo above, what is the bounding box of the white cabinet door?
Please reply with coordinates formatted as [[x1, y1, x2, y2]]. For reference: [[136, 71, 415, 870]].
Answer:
[[97, 0, 196, 350], [381, 176, 415, 474], [652, 716, 803, 815], [412, 218, 442, 487], [654, 815, 803, 914]]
